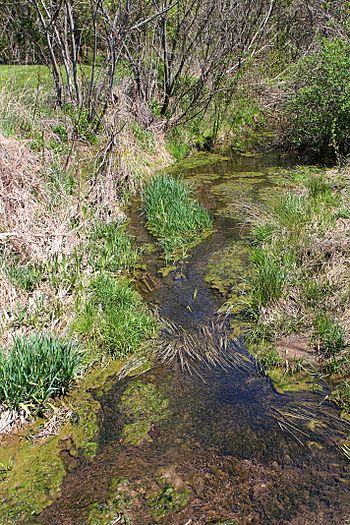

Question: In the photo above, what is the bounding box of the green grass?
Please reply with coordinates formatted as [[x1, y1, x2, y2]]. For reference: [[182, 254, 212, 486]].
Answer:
[[74, 274, 156, 357], [0, 335, 82, 411], [0, 65, 52, 92], [143, 174, 212, 261], [88, 222, 140, 273], [242, 167, 350, 411]]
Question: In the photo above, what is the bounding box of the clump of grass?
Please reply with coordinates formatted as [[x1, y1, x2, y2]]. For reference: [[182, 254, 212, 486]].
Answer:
[[249, 248, 288, 309], [89, 222, 140, 273], [74, 274, 156, 357], [5, 260, 45, 292], [313, 315, 346, 358], [0, 335, 82, 411], [143, 174, 212, 261]]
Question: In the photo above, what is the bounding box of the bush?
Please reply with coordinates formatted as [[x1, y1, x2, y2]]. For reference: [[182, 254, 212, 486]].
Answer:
[[0, 335, 82, 410], [143, 174, 212, 261], [74, 274, 156, 357], [285, 38, 350, 155]]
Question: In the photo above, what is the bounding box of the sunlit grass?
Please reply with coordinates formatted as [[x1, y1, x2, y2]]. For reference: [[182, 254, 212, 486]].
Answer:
[[0, 335, 82, 411], [143, 174, 212, 262]]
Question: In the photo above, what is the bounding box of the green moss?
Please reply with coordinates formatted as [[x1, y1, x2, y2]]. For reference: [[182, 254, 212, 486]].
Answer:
[[268, 367, 318, 393], [205, 242, 249, 294], [148, 483, 189, 520], [87, 477, 132, 525], [120, 381, 169, 445], [0, 435, 64, 524]]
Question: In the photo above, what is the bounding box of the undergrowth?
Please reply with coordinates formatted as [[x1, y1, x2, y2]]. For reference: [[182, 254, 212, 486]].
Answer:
[[143, 174, 212, 262], [242, 166, 350, 412]]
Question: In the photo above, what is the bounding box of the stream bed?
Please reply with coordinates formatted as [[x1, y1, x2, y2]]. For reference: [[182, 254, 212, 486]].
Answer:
[[38, 152, 350, 525]]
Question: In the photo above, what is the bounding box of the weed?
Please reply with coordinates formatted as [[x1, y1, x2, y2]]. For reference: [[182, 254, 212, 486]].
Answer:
[[5, 260, 45, 292], [249, 249, 287, 308], [89, 222, 140, 273], [143, 174, 212, 261], [74, 274, 156, 357], [259, 347, 282, 370], [313, 315, 346, 357], [0, 335, 82, 411]]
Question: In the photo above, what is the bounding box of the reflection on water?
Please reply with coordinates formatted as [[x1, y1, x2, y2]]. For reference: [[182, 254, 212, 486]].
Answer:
[[39, 152, 350, 525]]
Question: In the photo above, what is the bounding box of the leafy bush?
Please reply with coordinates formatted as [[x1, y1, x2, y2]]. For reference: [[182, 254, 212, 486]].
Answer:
[[285, 38, 350, 155], [0, 335, 82, 410], [143, 174, 212, 261], [74, 274, 156, 357]]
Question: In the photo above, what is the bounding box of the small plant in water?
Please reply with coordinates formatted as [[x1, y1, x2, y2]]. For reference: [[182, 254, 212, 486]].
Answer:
[[143, 174, 212, 262]]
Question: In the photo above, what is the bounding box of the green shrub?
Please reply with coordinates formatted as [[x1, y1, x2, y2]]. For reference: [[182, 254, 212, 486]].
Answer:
[[143, 174, 212, 261], [285, 38, 350, 155], [0, 335, 82, 410], [89, 222, 140, 273], [74, 274, 156, 357]]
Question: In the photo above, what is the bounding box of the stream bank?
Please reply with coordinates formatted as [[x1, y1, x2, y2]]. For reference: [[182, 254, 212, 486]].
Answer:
[[33, 151, 350, 525]]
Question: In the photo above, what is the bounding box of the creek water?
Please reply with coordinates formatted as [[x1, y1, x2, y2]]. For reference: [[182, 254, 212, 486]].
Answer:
[[39, 152, 350, 525]]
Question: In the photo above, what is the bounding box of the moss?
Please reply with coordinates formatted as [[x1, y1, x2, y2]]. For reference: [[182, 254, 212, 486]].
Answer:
[[120, 381, 169, 446], [0, 434, 64, 524], [205, 242, 249, 294], [165, 152, 230, 173], [148, 483, 189, 520], [268, 367, 318, 393], [87, 477, 132, 525], [0, 358, 125, 524]]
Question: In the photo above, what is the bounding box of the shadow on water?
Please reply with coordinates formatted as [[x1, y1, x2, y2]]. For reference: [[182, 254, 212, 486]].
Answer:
[[38, 152, 350, 525]]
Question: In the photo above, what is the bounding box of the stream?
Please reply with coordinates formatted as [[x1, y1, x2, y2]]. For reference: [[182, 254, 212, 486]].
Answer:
[[38, 152, 350, 525]]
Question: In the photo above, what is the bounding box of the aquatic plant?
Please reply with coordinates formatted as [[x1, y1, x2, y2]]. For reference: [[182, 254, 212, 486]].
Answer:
[[0, 334, 82, 411], [143, 174, 212, 262], [74, 274, 156, 357]]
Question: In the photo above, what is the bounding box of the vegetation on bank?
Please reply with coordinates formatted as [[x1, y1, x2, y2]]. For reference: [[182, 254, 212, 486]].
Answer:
[[143, 174, 213, 262], [242, 167, 350, 412]]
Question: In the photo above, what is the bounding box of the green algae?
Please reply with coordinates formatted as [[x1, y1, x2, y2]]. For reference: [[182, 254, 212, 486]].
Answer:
[[87, 477, 132, 525], [165, 153, 230, 174], [0, 434, 64, 524], [205, 242, 249, 294], [148, 482, 189, 520], [268, 367, 318, 393], [0, 358, 125, 524], [120, 381, 169, 445]]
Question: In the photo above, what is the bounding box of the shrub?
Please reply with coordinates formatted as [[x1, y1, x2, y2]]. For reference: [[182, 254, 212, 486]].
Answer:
[[143, 174, 212, 261], [74, 274, 156, 357], [285, 38, 350, 155], [0, 335, 82, 410]]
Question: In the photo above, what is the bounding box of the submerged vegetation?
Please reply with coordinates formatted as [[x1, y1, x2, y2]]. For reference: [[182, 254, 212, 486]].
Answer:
[[242, 167, 350, 412], [143, 174, 212, 261]]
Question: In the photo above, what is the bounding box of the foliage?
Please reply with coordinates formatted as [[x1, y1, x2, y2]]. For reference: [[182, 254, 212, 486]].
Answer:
[[285, 38, 350, 155], [143, 174, 212, 261], [74, 274, 156, 357], [0, 335, 82, 410], [89, 222, 140, 273]]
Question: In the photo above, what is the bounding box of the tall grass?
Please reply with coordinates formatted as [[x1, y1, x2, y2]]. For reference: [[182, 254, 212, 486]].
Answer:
[[74, 274, 156, 357], [249, 248, 288, 309], [143, 174, 212, 261], [0, 335, 82, 410]]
